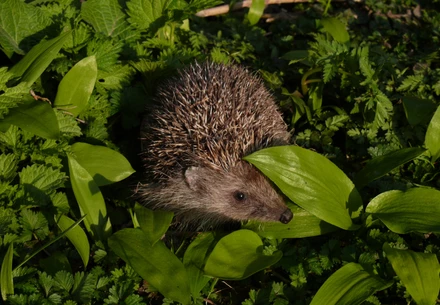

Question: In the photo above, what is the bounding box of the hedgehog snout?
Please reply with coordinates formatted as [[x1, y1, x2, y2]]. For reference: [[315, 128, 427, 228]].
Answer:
[[279, 208, 293, 224]]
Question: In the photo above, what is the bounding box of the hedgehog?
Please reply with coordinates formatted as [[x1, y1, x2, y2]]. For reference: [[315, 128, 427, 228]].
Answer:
[[139, 62, 293, 227]]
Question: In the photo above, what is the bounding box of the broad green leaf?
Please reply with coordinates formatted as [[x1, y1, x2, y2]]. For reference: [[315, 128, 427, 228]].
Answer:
[[243, 204, 338, 239], [425, 105, 440, 162], [0, 0, 51, 57], [68, 156, 112, 241], [56, 215, 90, 267], [183, 232, 217, 296], [244, 146, 362, 230], [9, 31, 71, 86], [0, 97, 59, 139], [127, 0, 172, 31], [310, 263, 392, 305], [383, 244, 440, 305], [402, 96, 437, 126], [134, 203, 173, 244], [54, 56, 98, 117], [81, 0, 129, 37], [366, 188, 440, 234], [247, 0, 265, 25], [70, 142, 135, 186], [281, 50, 309, 64], [109, 228, 191, 305], [353, 147, 426, 188], [321, 17, 350, 43], [204, 230, 282, 280], [1, 243, 14, 301]]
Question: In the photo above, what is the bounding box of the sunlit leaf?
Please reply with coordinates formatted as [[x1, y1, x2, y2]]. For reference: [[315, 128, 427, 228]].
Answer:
[[321, 17, 350, 43], [425, 105, 440, 162], [0, 243, 14, 301], [247, 0, 265, 25], [134, 203, 173, 244]]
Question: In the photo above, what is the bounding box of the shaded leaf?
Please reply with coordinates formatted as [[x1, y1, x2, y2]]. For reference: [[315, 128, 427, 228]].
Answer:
[[425, 106, 440, 162], [134, 203, 173, 244], [1, 243, 14, 301], [81, 0, 129, 37], [56, 215, 90, 267], [402, 96, 437, 126], [127, 0, 172, 31]]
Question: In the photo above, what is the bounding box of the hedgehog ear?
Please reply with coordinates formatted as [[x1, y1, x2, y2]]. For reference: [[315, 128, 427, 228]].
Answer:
[[184, 167, 202, 191]]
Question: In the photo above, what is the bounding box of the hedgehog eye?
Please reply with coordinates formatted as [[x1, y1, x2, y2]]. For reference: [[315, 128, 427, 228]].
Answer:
[[233, 191, 247, 202]]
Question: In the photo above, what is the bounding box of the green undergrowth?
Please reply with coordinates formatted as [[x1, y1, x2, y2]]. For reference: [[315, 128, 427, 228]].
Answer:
[[1, 0, 440, 304]]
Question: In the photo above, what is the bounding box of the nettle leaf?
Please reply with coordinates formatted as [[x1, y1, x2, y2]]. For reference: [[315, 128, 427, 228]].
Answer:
[[321, 18, 350, 43], [0, 243, 14, 301], [0, 68, 29, 119], [134, 203, 173, 244], [68, 156, 112, 241], [109, 228, 191, 305], [247, 0, 265, 26], [383, 244, 440, 305], [0, 0, 51, 57], [55, 111, 82, 138], [0, 153, 18, 181], [54, 56, 98, 117], [20, 164, 67, 192], [373, 90, 393, 130], [244, 146, 362, 230], [243, 204, 338, 239], [20, 209, 49, 240], [56, 215, 90, 267], [425, 106, 440, 162], [402, 96, 437, 126], [204, 230, 282, 280], [354, 147, 426, 188], [366, 188, 440, 234], [81, 0, 129, 37], [126, 0, 173, 31], [310, 263, 391, 305], [70, 142, 135, 186], [0, 97, 60, 139]]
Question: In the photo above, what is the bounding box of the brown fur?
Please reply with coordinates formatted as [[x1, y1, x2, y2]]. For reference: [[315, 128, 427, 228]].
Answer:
[[139, 62, 292, 226]]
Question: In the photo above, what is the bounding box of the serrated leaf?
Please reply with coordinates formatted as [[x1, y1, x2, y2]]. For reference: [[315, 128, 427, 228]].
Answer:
[[68, 156, 112, 241], [402, 96, 437, 126], [20, 164, 67, 192], [0, 0, 51, 57], [0, 154, 18, 181], [0, 98, 60, 139], [244, 146, 362, 230], [81, 0, 129, 37], [383, 244, 440, 305], [9, 31, 71, 86], [70, 142, 135, 186], [425, 106, 440, 162], [354, 147, 426, 188], [310, 263, 391, 305], [108, 228, 191, 305], [373, 91, 393, 129], [366, 188, 440, 234], [1, 243, 14, 301], [243, 204, 338, 238], [247, 0, 265, 25], [321, 18, 350, 43], [134, 203, 173, 244], [54, 56, 97, 117], [126, 0, 172, 31], [56, 215, 90, 267], [204, 230, 282, 280]]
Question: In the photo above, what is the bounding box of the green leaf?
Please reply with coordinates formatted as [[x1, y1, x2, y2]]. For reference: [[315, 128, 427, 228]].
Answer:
[[204, 230, 282, 280], [310, 263, 392, 305], [383, 244, 440, 305], [183, 232, 216, 297], [0, 0, 51, 57], [108, 228, 191, 305], [9, 31, 71, 86], [353, 147, 426, 188], [425, 106, 440, 162], [53, 56, 98, 117], [321, 17, 350, 43], [81, 0, 129, 37], [1, 243, 14, 301], [70, 142, 135, 186], [56, 215, 90, 267], [126, 0, 172, 31], [243, 204, 338, 239], [366, 188, 440, 234], [134, 203, 173, 244], [244, 146, 362, 230], [281, 50, 309, 64], [68, 155, 112, 241], [0, 153, 18, 181], [402, 96, 437, 126], [247, 0, 265, 25], [0, 98, 60, 139]]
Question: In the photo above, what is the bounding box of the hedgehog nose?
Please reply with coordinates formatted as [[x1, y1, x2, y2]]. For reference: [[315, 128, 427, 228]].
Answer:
[[279, 208, 293, 224]]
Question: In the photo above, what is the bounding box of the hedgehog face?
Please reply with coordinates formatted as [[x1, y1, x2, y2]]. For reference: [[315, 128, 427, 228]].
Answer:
[[184, 162, 293, 224]]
